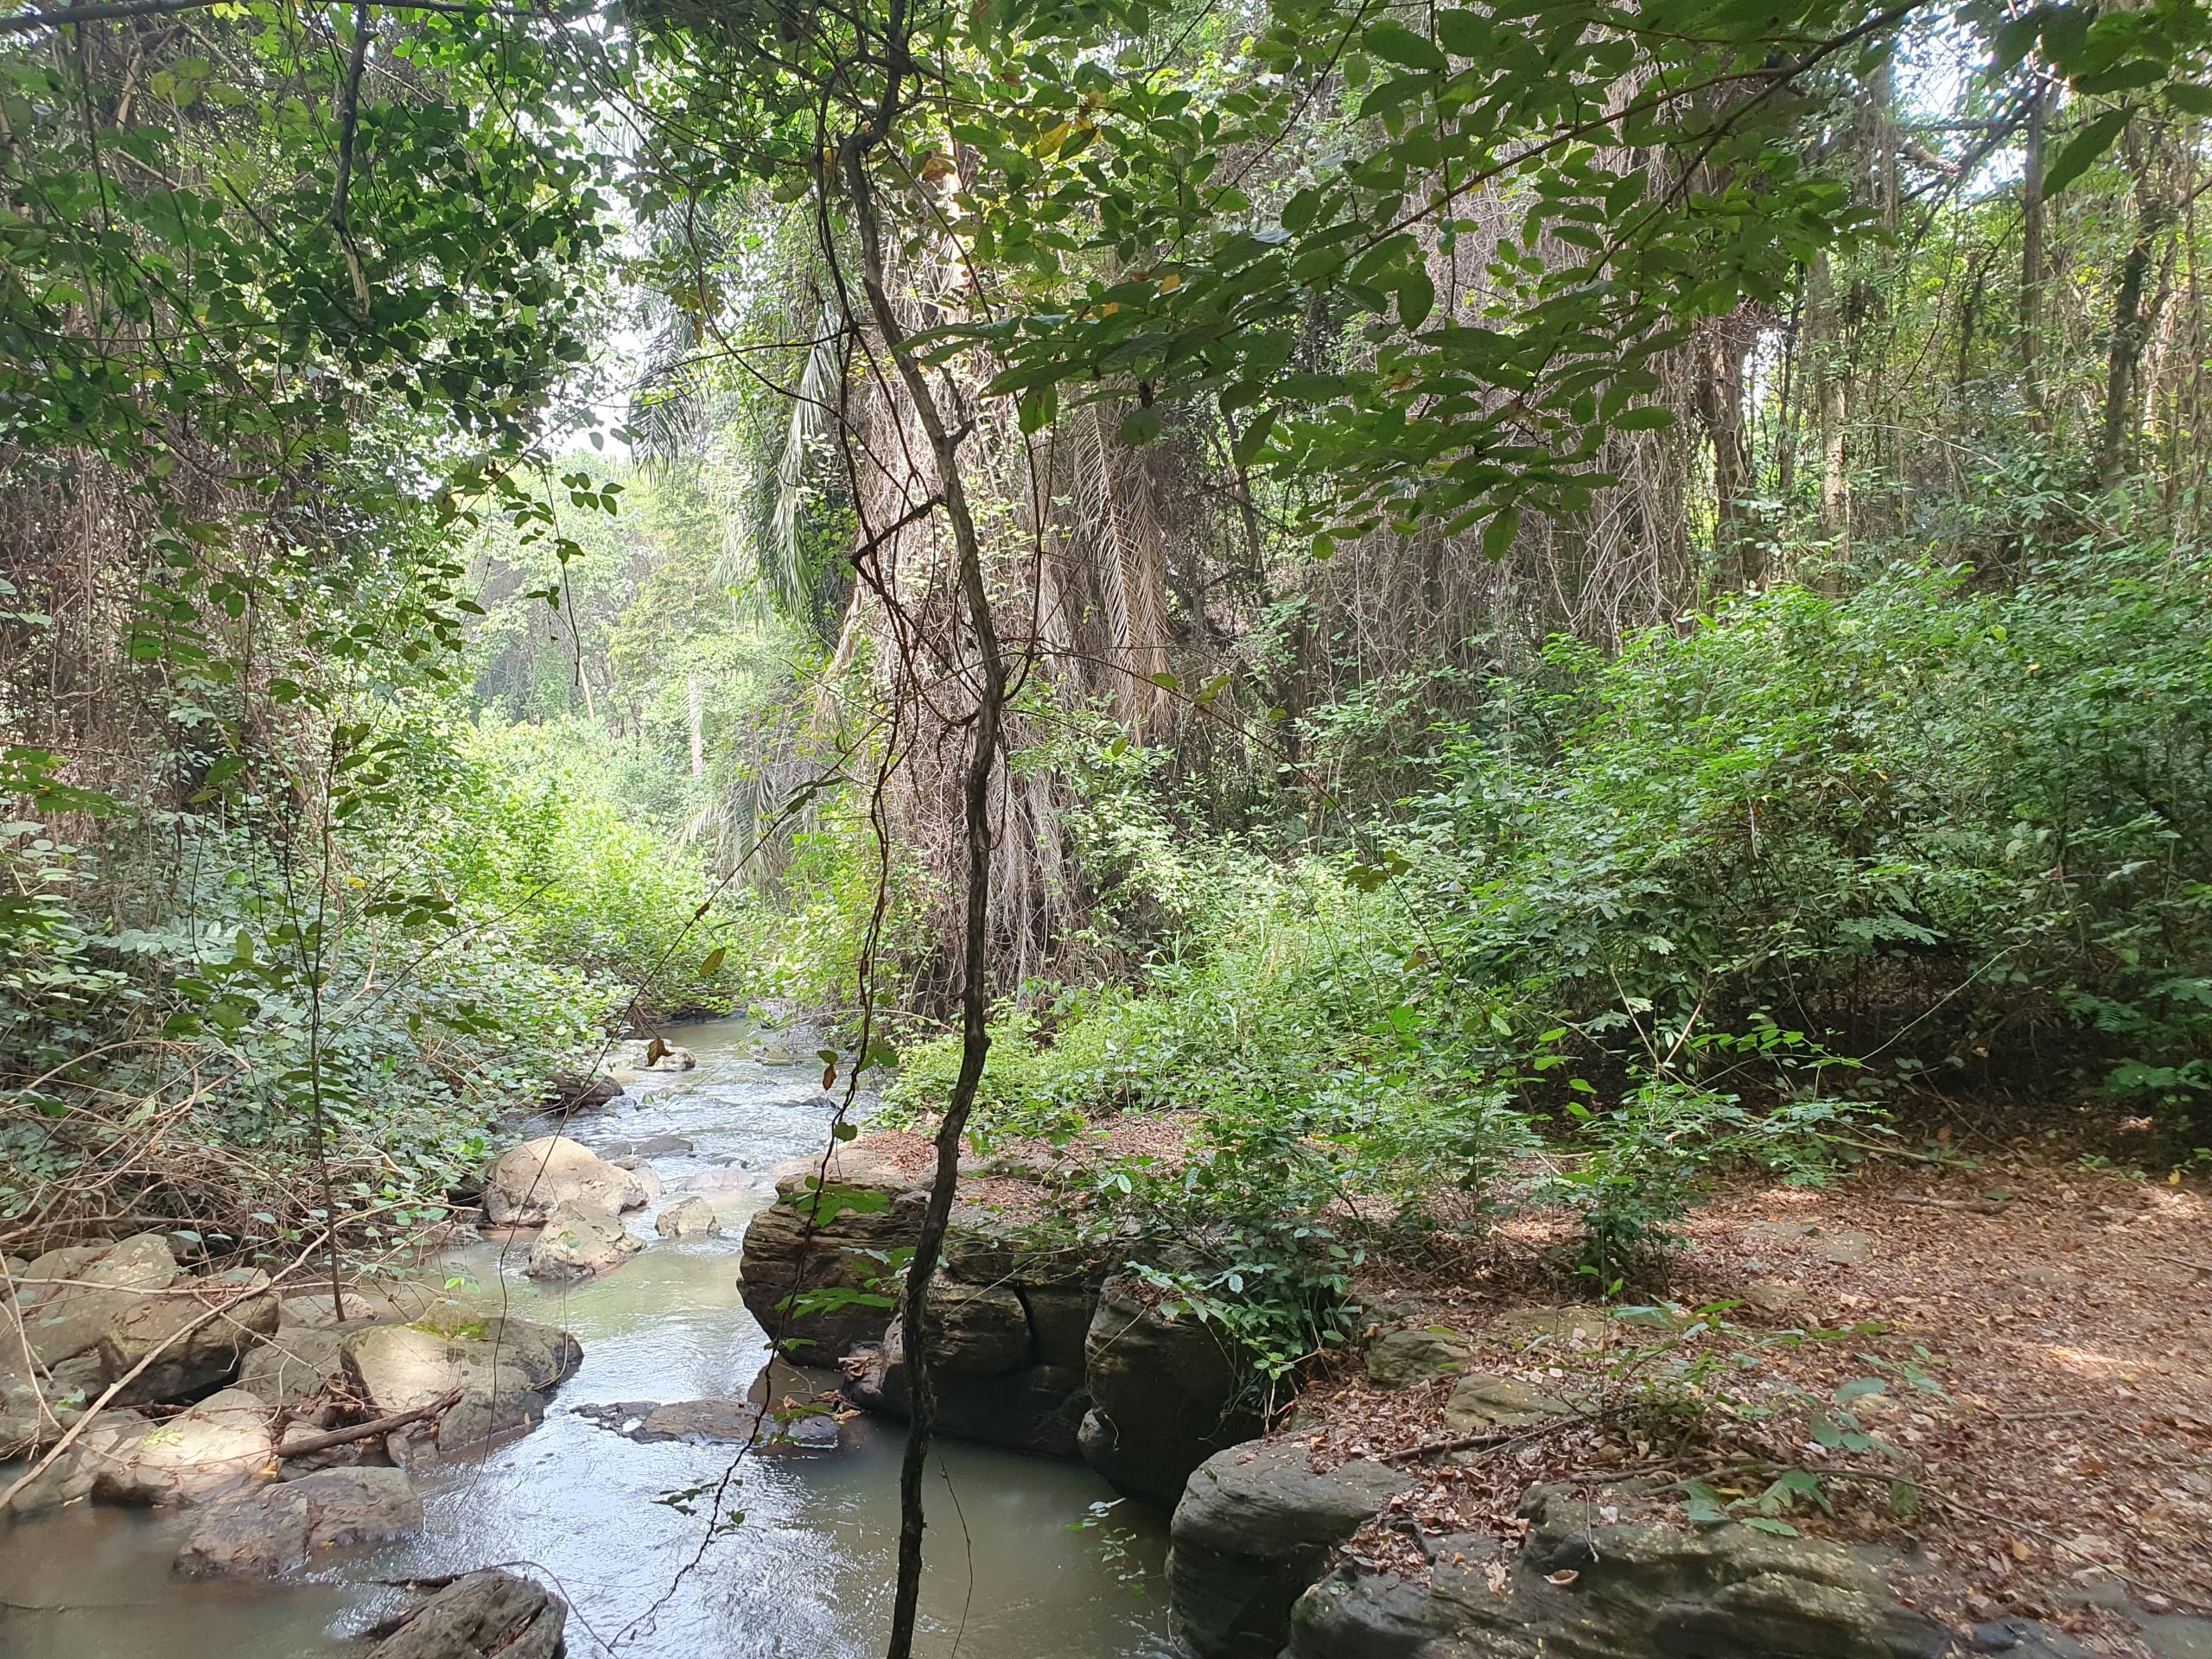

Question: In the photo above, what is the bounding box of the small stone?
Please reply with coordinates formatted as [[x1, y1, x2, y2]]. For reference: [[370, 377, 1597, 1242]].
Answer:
[[1744, 1281, 1804, 1313], [1364, 1326, 1471, 1389], [655, 1195, 721, 1238]]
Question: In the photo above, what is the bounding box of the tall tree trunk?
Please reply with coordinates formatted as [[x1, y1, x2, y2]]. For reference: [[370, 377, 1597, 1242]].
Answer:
[[2099, 127, 2173, 487], [1696, 318, 1757, 587], [1808, 252, 1852, 563], [2020, 75, 2046, 410]]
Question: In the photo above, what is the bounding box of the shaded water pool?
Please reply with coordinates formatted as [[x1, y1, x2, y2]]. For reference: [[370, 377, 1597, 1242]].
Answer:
[[0, 1019, 1170, 1658]]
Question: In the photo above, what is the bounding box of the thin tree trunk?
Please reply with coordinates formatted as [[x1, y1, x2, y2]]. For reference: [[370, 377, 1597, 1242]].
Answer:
[[2020, 75, 2046, 410], [2099, 128, 2172, 487], [838, 70, 1011, 1659], [687, 672, 704, 779]]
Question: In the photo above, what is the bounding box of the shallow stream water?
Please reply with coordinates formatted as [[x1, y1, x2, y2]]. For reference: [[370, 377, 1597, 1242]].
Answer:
[[0, 1018, 1171, 1659]]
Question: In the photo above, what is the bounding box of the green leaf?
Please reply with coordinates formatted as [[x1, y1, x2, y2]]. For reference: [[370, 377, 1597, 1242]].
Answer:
[[1482, 505, 1521, 561], [1683, 1483, 1728, 1526], [1363, 19, 1448, 73], [1433, 9, 1494, 57], [2164, 82, 2212, 116], [2044, 109, 2128, 197], [1119, 405, 1164, 446], [699, 946, 727, 976]]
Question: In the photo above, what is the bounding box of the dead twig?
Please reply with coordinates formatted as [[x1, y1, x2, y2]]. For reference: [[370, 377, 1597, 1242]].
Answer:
[[278, 1389, 461, 1459]]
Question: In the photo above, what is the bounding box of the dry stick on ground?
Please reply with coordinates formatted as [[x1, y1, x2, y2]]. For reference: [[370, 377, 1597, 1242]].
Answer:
[[276, 1389, 462, 1459], [833, 42, 1012, 1659]]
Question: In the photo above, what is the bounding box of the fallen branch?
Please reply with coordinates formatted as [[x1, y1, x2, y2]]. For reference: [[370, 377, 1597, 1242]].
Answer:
[[279, 1389, 462, 1459], [1384, 1413, 1590, 1465], [1888, 1194, 2011, 1216]]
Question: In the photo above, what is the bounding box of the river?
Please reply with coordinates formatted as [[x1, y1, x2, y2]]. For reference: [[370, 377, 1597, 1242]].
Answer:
[[0, 1018, 1171, 1658]]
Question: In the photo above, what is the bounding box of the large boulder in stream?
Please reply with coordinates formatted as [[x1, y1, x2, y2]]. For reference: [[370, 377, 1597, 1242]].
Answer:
[[11, 1234, 182, 1367], [481, 1136, 648, 1227], [366, 1568, 568, 1659], [524, 1201, 644, 1280], [739, 1148, 934, 1361], [1079, 1274, 1262, 1505], [841, 1273, 1092, 1459], [342, 1315, 581, 1457]]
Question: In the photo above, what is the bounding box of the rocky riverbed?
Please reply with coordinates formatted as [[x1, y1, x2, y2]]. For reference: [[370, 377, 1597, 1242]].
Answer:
[[0, 1019, 1170, 1659]]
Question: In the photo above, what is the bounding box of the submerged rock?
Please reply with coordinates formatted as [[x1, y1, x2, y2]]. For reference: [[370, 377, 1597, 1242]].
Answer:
[[1080, 1274, 1262, 1505], [482, 1136, 649, 1227], [365, 1568, 567, 1659], [573, 1397, 841, 1448], [525, 1201, 644, 1280], [1168, 1441, 1413, 1659], [656, 1195, 721, 1237], [175, 1465, 421, 1578], [1286, 1482, 1950, 1659]]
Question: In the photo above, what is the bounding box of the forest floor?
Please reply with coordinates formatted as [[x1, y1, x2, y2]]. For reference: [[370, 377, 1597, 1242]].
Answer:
[[1298, 1154, 2212, 1654]]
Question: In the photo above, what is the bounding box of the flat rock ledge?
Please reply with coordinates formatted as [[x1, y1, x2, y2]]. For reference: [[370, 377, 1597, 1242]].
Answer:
[[1167, 1453, 1966, 1659], [1287, 1481, 1950, 1659], [574, 1397, 840, 1449]]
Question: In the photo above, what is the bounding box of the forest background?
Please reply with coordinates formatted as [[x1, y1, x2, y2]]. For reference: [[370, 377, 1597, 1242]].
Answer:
[[2, 0, 2209, 1357]]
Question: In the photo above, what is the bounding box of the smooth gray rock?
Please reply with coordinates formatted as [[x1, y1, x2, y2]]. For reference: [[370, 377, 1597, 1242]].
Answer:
[[525, 1201, 643, 1280], [93, 1388, 273, 1506], [1287, 1484, 1949, 1659], [99, 1268, 280, 1405], [844, 1320, 1089, 1459], [14, 1236, 182, 1366], [1364, 1326, 1471, 1389], [482, 1136, 647, 1226], [1170, 1441, 1414, 1659], [1079, 1274, 1262, 1506], [1441, 1374, 1566, 1434], [365, 1569, 567, 1659], [342, 1316, 581, 1454], [237, 1325, 356, 1410], [2143, 1614, 2212, 1659], [175, 1466, 421, 1577], [655, 1195, 721, 1237]]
